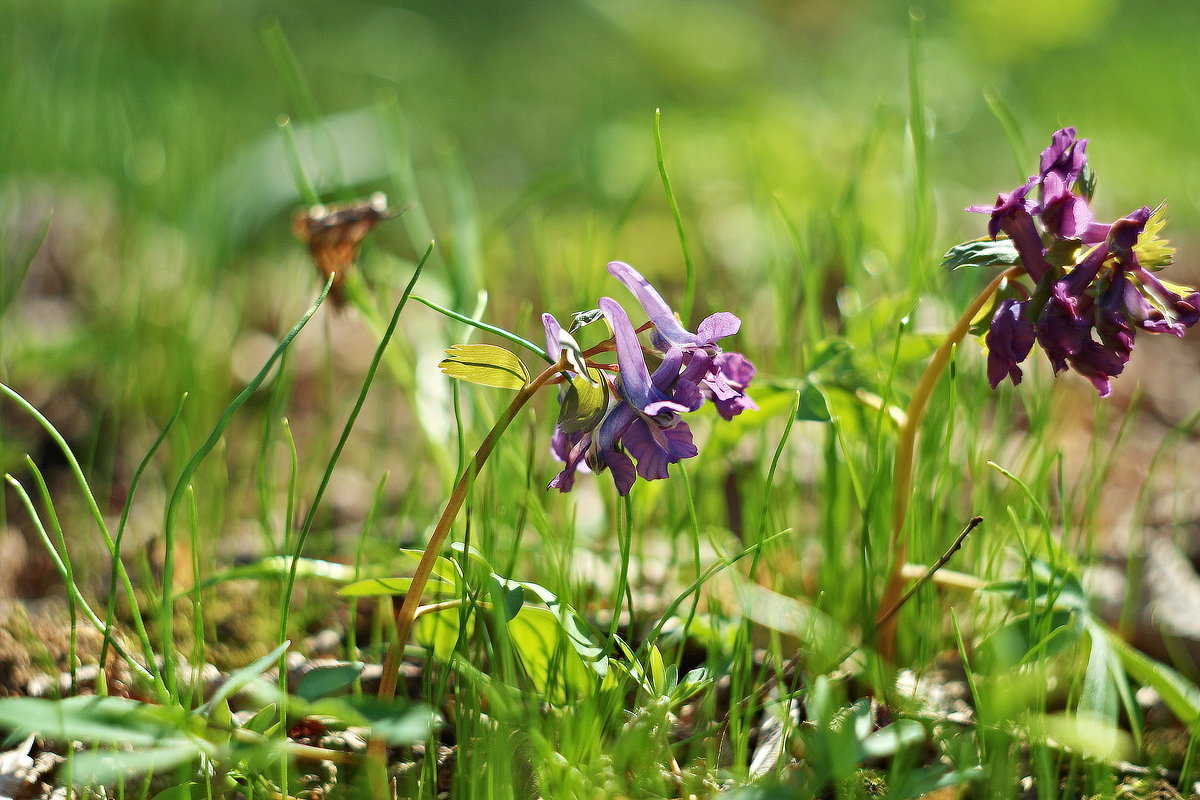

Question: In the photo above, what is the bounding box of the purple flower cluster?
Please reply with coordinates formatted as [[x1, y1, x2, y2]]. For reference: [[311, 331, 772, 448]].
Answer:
[[544, 261, 756, 495], [971, 127, 1200, 397]]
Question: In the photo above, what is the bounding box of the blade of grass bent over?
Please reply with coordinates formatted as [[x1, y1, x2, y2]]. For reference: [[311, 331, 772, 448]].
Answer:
[[0, 382, 164, 694], [4, 474, 150, 681], [100, 392, 187, 677], [278, 242, 432, 649], [161, 277, 333, 694]]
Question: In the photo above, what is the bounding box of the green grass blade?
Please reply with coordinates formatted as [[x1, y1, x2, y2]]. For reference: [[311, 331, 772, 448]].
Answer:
[[0, 383, 164, 694], [4, 474, 152, 682], [654, 108, 696, 323], [278, 243, 432, 646], [161, 278, 333, 693], [413, 295, 549, 362], [99, 392, 186, 678]]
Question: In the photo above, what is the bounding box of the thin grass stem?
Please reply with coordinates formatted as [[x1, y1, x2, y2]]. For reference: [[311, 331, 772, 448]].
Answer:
[[654, 109, 696, 323]]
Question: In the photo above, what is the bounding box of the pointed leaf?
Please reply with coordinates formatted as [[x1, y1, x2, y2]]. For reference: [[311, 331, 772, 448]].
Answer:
[[439, 344, 529, 389], [338, 575, 455, 598], [198, 641, 290, 716], [795, 383, 831, 422], [190, 556, 359, 596], [941, 237, 1021, 271], [806, 337, 852, 373], [0, 696, 185, 747], [309, 697, 438, 746], [505, 579, 606, 675], [1108, 629, 1200, 728], [296, 662, 364, 702], [487, 577, 524, 621], [71, 743, 203, 785], [862, 719, 926, 758], [505, 605, 599, 700]]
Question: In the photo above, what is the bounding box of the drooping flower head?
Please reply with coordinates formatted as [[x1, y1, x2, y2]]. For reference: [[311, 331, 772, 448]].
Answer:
[[542, 263, 756, 495], [961, 128, 1199, 397]]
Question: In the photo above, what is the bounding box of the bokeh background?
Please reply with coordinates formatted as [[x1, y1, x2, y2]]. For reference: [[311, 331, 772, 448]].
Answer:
[[3, 0, 1200, 629]]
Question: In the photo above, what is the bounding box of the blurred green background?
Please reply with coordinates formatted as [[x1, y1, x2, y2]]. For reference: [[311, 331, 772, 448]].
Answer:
[[2, 0, 1199, 597]]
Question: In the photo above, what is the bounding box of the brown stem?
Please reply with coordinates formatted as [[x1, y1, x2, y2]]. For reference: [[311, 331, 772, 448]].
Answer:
[[366, 358, 565, 788], [875, 516, 982, 630], [875, 267, 1019, 660], [376, 358, 565, 701]]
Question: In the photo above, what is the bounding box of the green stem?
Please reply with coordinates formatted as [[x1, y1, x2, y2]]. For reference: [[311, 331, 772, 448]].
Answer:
[[876, 267, 1018, 657], [411, 295, 550, 362], [654, 109, 696, 323], [376, 358, 567, 703], [0, 382, 165, 695]]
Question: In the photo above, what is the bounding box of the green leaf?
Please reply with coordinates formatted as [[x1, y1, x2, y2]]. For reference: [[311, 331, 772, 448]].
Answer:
[[1108, 629, 1200, 729], [796, 383, 831, 422], [310, 697, 438, 745], [338, 575, 455, 598], [399, 548, 463, 585], [338, 549, 462, 597], [941, 237, 1021, 271], [975, 609, 1082, 669], [861, 719, 926, 758], [296, 662, 364, 702], [888, 766, 982, 799], [1027, 712, 1134, 763], [506, 605, 600, 700], [197, 641, 290, 717], [488, 576, 524, 621], [0, 696, 187, 747], [439, 343, 529, 389], [806, 337, 853, 373], [1080, 624, 1118, 727], [985, 556, 1088, 612], [71, 742, 203, 785], [240, 704, 278, 736], [189, 556, 358, 596], [506, 579, 606, 676], [416, 607, 468, 660], [151, 783, 201, 800], [557, 374, 609, 434]]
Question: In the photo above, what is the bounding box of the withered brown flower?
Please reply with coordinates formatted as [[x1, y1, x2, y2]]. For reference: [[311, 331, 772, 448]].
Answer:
[[292, 192, 396, 305]]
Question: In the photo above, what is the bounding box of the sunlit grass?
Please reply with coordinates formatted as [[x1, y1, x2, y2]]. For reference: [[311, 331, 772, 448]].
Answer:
[[2, 2, 1200, 799]]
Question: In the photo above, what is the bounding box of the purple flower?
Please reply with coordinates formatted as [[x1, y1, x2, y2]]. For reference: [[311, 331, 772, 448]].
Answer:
[[542, 264, 754, 495], [985, 299, 1036, 388], [966, 130, 1200, 395], [606, 260, 757, 418], [969, 177, 1051, 282]]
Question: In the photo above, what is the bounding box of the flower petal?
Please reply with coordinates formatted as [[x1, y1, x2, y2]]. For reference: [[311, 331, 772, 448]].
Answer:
[[985, 299, 1035, 389], [696, 312, 741, 345], [600, 449, 637, 495], [599, 297, 657, 405], [606, 261, 697, 350], [621, 419, 697, 481], [542, 313, 562, 360]]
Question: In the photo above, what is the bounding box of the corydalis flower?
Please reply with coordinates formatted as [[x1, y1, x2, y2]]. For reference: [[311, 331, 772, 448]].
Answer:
[[543, 264, 755, 495], [966, 127, 1200, 397], [607, 261, 757, 420]]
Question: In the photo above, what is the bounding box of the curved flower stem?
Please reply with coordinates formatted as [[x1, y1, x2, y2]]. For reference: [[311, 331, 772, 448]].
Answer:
[[376, 357, 567, 699], [876, 267, 1020, 660], [366, 357, 565, 788]]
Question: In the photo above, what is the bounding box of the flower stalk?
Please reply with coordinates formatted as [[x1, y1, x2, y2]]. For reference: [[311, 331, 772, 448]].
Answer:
[[375, 356, 568, 704], [877, 267, 1019, 659]]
